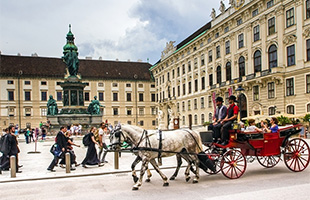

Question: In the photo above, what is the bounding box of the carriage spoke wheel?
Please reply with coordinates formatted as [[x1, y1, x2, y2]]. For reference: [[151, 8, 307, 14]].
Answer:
[[220, 149, 246, 179], [204, 149, 221, 175], [284, 138, 310, 172], [256, 155, 281, 168]]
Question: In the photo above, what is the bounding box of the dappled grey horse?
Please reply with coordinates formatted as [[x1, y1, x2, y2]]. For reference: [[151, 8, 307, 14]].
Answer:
[[110, 124, 203, 190]]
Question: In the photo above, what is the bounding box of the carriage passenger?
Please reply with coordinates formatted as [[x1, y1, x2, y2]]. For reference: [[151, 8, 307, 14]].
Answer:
[[220, 95, 239, 146], [208, 97, 227, 143], [262, 117, 279, 133], [244, 119, 262, 132]]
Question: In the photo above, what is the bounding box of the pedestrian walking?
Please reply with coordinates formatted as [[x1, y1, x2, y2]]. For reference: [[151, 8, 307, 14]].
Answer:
[[59, 131, 80, 168], [81, 127, 103, 168], [98, 122, 109, 163]]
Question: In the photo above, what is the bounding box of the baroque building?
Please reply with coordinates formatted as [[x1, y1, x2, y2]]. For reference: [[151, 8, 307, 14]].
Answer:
[[150, 0, 310, 129], [0, 54, 156, 130]]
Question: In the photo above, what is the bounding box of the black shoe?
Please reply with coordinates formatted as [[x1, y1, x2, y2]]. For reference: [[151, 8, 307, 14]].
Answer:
[[103, 160, 108, 163], [98, 164, 104, 167], [47, 168, 56, 172], [16, 171, 22, 173], [220, 141, 229, 146], [70, 168, 76, 171], [18, 165, 23, 168], [82, 165, 87, 168]]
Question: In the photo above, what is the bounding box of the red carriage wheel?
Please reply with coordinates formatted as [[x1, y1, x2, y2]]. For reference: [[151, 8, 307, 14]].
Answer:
[[256, 155, 281, 168], [284, 138, 310, 172], [220, 149, 247, 179], [204, 149, 221, 175]]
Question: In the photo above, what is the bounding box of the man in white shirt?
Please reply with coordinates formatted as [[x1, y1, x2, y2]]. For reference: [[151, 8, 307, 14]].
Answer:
[[98, 122, 108, 163]]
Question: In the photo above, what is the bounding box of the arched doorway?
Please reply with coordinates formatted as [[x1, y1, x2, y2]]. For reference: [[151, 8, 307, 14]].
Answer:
[[239, 93, 247, 120]]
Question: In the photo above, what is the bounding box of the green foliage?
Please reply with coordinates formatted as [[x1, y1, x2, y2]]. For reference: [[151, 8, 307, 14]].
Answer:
[[277, 116, 292, 126], [203, 121, 211, 127], [303, 114, 310, 123]]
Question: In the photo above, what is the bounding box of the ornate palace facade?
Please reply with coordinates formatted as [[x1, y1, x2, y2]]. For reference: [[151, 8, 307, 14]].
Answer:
[[150, 0, 310, 128]]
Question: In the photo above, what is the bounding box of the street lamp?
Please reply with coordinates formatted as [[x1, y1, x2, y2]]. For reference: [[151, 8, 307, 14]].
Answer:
[[235, 85, 245, 122]]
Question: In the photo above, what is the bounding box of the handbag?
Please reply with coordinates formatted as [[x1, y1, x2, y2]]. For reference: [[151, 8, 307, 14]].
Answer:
[[50, 143, 62, 157]]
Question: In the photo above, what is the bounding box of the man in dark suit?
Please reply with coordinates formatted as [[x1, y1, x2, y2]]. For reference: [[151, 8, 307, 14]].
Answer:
[[4, 125, 22, 173], [47, 126, 72, 172]]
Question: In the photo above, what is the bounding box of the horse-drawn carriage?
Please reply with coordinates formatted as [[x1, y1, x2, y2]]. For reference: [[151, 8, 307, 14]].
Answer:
[[199, 124, 310, 179]]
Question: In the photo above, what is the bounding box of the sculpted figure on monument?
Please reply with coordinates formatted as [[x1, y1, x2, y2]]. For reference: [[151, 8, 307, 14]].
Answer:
[[87, 96, 103, 114], [47, 95, 58, 115], [63, 51, 79, 76]]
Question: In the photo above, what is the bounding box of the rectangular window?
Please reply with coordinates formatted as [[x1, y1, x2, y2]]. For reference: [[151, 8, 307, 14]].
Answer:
[[208, 50, 212, 63], [57, 91, 62, 101], [177, 85, 180, 97], [182, 64, 185, 74], [286, 8, 294, 28], [307, 0, 310, 19], [306, 74, 310, 93], [188, 61, 191, 72], [152, 120, 156, 126], [138, 84, 143, 88], [182, 101, 185, 111], [151, 84, 155, 88], [25, 108, 31, 117], [41, 108, 47, 116], [8, 91, 14, 101], [194, 58, 198, 69], [307, 39, 310, 61], [41, 91, 47, 101], [208, 96, 212, 108], [287, 44, 295, 66], [127, 121, 132, 125], [201, 77, 205, 90], [286, 78, 294, 96], [113, 108, 118, 115], [267, 0, 274, 8], [268, 82, 275, 99], [237, 18, 243, 26], [139, 93, 144, 102], [139, 120, 144, 126], [188, 81, 192, 94], [172, 70, 175, 78], [85, 92, 90, 101], [209, 74, 213, 86], [25, 91, 31, 101], [215, 32, 219, 38], [269, 107, 275, 115], [194, 79, 198, 92], [224, 26, 229, 33], [253, 86, 259, 101], [201, 97, 205, 109], [112, 83, 118, 87], [41, 81, 47, 85], [238, 34, 244, 49], [225, 41, 230, 54], [7, 80, 14, 84], [253, 25, 260, 42], [127, 93, 131, 101], [56, 82, 61, 85], [139, 107, 144, 116], [201, 54, 205, 66], [252, 9, 258, 17], [151, 107, 156, 115], [216, 46, 220, 59], [126, 83, 131, 87], [268, 17, 275, 35], [208, 38, 211, 43], [24, 81, 31, 85], [151, 93, 155, 102], [127, 108, 132, 115], [177, 67, 180, 77], [194, 99, 197, 110], [188, 100, 191, 111], [113, 93, 118, 101], [98, 92, 104, 101], [183, 83, 186, 95]]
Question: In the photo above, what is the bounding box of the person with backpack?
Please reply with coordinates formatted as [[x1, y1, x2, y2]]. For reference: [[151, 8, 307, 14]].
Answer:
[[81, 127, 103, 168]]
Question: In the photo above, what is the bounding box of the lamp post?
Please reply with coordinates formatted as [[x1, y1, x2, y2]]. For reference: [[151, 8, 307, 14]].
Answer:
[[235, 85, 245, 122], [134, 74, 138, 126]]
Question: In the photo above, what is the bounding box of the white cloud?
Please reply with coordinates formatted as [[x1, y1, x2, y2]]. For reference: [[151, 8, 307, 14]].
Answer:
[[0, 0, 229, 64]]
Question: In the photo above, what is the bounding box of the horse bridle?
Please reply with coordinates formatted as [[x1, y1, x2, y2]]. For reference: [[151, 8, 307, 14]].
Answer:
[[110, 128, 132, 147]]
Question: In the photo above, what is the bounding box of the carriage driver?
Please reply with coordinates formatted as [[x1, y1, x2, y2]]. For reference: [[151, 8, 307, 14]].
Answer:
[[208, 97, 227, 143], [220, 95, 239, 146]]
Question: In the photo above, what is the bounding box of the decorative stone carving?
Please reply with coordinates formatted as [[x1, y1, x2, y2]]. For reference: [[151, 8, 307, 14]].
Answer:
[[275, 5, 284, 16], [211, 8, 216, 20], [230, 0, 245, 10], [303, 27, 310, 38], [283, 34, 297, 45], [219, 1, 226, 13], [161, 41, 176, 60]]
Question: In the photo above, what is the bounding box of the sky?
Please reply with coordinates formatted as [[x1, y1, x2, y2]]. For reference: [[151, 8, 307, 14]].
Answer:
[[0, 0, 230, 65]]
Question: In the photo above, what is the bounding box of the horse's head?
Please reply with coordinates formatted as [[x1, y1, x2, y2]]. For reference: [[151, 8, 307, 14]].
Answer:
[[109, 124, 125, 150]]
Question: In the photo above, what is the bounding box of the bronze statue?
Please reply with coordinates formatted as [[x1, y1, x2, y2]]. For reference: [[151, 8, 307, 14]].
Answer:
[[47, 95, 58, 115], [63, 51, 79, 76], [87, 96, 103, 114]]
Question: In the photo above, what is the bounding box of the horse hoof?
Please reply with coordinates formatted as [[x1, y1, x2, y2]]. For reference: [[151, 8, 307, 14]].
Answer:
[[169, 176, 175, 181], [132, 187, 139, 191], [186, 177, 191, 182], [193, 180, 198, 184], [145, 179, 151, 182], [133, 176, 138, 183], [163, 182, 169, 187]]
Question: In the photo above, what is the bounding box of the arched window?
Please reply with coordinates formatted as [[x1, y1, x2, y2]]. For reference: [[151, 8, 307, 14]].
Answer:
[[287, 105, 295, 114], [201, 114, 205, 124], [194, 114, 198, 125], [269, 45, 278, 69], [254, 50, 262, 73], [239, 56, 245, 78], [307, 103, 310, 112], [226, 62, 231, 81], [216, 66, 222, 84], [208, 113, 213, 122]]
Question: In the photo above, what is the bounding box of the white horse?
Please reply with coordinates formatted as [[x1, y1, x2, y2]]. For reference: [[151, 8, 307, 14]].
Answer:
[[110, 124, 203, 190]]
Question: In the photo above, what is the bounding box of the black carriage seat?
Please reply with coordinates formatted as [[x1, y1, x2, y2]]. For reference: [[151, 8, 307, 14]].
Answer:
[[235, 130, 264, 142], [279, 125, 301, 137]]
